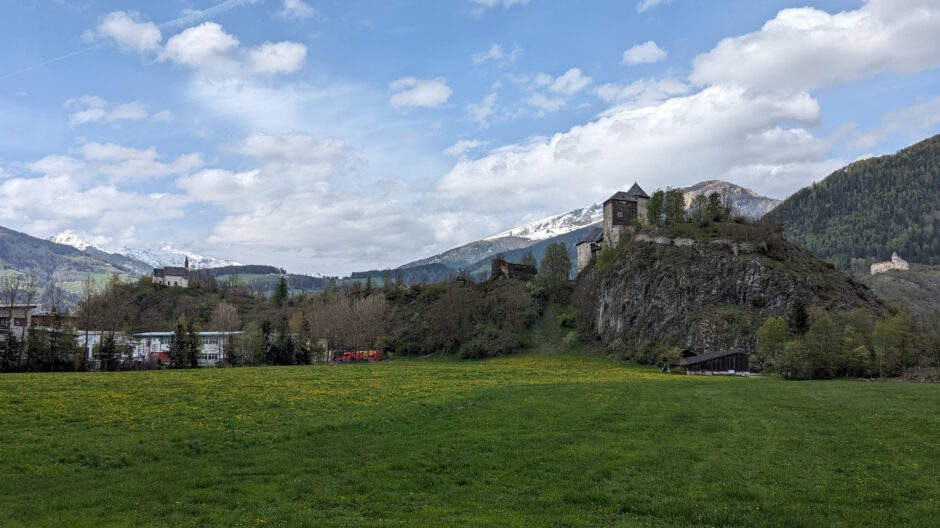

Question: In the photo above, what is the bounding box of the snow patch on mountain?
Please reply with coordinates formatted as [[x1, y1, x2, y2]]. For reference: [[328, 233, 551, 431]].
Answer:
[[48, 231, 104, 252], [117, 245, 242, 270], [486, 203, 604, 242]]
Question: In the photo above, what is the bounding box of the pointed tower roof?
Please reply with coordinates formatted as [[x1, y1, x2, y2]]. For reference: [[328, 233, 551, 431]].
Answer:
[[604, 182, 650, 204], [184, 256, 189, 269]]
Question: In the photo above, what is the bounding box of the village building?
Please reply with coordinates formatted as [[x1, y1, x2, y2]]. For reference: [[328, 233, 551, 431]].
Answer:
[[0, 304, 37, 335], [870, 252, 909, 275], [132, 331, 244, 366], [152, 256, 190, 287], [576, 183, 650, 274], [491, 257, 538, 281], [664, 349, 750, 375]]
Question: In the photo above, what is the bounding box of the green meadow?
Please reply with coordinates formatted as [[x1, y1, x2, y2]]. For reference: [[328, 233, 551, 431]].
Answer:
[[1, 356, 937, 527]]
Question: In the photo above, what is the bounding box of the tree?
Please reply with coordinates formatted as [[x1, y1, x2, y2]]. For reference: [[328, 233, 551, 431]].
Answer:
[[873, 312, 917, 377], [271, 276, 289, 307], [688, 194, 710, 224], [213, 302, 241, 365], [786, 299, 809, 336], [646, 189, 665, 225], [169, 321, 187, 368], [186, 319, 201, 368], [804, 308, 839, 379], [756, 316, 788, 371], [521, 251, 537, 270], [539, 243, 572, 303], [2, 275, 22, 371], [663, 188, 686, 224], [706, 192, 730, 221]]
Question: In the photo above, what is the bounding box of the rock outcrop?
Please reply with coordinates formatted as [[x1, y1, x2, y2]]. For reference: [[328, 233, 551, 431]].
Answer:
[[576, 231, 886, 354]]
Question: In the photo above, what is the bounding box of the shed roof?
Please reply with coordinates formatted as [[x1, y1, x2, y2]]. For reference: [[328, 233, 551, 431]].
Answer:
[[577, 227, 604, 245], [680, 349, 746, 367]]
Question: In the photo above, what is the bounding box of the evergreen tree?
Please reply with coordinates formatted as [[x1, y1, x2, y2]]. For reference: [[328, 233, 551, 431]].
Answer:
[[186, 319, 201, 368], [705, 192, 730, 221], [786, 299, 809, 336], [272, 276, 289, 307], [169, 322, 187, 368]]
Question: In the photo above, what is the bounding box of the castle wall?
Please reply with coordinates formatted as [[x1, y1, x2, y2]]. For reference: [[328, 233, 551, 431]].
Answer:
[[577, 243, 594, 274]]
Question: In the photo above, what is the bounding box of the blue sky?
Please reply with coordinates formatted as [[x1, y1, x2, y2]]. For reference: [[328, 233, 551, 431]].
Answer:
[[1, 0, 939, 275]]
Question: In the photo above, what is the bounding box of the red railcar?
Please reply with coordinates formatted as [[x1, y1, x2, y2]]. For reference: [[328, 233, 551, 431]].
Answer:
[[337, 349, 384, 363]]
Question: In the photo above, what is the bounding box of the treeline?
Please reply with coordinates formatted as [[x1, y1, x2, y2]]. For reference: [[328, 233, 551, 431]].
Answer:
[[757, 301, 940, 379], [10, 244, 573, 371], [770, 134, 940, 267]]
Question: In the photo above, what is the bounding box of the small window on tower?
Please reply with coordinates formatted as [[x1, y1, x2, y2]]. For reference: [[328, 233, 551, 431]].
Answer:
[[617, 212, 623, 218]]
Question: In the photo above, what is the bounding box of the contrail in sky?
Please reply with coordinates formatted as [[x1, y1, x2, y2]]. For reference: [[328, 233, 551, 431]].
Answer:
[[0, 0, 262, 81]]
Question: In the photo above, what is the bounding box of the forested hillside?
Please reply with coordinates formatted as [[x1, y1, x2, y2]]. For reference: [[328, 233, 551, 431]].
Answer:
[[770, 135, 940, 267]]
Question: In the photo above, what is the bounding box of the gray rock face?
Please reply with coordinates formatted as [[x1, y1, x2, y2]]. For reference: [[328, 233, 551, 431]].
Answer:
[[578, 236, 884, 354], [682, 180, 781, 219]]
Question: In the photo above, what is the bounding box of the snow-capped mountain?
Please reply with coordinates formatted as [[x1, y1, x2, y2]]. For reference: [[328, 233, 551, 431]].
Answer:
[[486, 203, 604, 242], [485, 180, 780, 244], [48, 231, 104, 252], [118, 244, 242, 270]]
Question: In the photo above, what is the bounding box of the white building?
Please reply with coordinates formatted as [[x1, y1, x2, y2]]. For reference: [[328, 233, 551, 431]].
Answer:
[[132, 331, 243, 366], [870, 252, 910, 275], [152, 257, 190, 287]]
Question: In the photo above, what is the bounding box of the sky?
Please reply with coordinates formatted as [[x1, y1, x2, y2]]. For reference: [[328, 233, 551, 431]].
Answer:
[[1, 0, 939, 276]]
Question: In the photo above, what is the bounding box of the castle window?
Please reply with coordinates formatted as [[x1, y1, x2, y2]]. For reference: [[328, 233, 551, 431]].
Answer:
[[617, 212, 623, 218]]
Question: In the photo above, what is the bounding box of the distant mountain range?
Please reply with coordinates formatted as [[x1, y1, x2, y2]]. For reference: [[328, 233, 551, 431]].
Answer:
[[391, 180, 780, 276], [48, 232, 241, 270]]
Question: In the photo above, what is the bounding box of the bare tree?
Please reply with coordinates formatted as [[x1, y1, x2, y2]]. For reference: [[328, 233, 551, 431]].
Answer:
[[213, 302, 241, 365], [77, 277, 98, 370]]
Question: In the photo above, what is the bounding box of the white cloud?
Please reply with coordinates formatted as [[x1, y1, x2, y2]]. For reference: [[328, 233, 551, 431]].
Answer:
[[466, 92, 498, 127], [159, 22, 240, 73], [622, 41, 667, 65], [527, 93, 565, 113], [548, 68, 592, 95], [690, 0, 940, 93], [65, 96, 151, 126], [25, 142, 204, 182], [88, 11, 162, 53], [637, 0, 671, 14], [594, 77, 689, 106], [472, 43, 521, 65], [278, 0, 317, 20], [436, 86, 829, 214], [389, 77, 453, 108], [151, 110, 174, 122], [223, 132, 359, 167], [157, 22, 308, 77], [472, 0, 531, 8], [245, 41, 307, 75], [443, 139, 486, 157]]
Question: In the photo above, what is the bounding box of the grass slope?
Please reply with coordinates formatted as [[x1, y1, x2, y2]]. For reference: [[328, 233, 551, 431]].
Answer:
[[1, 357, 937, 527]]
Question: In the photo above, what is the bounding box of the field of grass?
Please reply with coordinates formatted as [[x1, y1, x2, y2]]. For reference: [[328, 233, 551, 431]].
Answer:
[[1, 356, 938, 527]]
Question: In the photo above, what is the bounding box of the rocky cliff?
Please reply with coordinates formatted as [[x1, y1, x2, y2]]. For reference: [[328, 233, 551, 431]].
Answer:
[[575, 228, 886, 354]]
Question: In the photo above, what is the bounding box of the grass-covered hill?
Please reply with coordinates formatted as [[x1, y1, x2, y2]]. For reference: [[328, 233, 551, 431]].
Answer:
[[575, 220, 887, 355], [769, 134, 940, 267]]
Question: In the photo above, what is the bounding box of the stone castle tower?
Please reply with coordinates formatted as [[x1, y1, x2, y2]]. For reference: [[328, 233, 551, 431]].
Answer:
[[602, 182, 650, 248], [576, 183, 650, 273]]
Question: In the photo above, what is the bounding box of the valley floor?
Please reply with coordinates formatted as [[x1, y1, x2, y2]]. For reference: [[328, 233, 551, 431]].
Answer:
[[1, 356, 937, 527]]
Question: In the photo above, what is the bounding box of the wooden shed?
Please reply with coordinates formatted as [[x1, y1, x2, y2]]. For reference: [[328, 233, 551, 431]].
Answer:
[[679, 350, 749, 375]]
